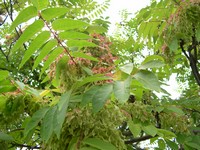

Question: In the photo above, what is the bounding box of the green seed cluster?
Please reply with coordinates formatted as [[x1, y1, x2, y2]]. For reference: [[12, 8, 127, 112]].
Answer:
[[44, 105, 127, 150], [160, 112, 190, 133], [164, 1, 200, 44]]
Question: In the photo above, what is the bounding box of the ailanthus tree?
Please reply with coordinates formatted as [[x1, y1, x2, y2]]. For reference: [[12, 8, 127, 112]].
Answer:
[[0, 0, 200, 150]]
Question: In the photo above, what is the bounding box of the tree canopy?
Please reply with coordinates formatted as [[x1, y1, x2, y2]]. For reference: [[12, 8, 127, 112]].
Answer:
[[0, 0, 200, 149]]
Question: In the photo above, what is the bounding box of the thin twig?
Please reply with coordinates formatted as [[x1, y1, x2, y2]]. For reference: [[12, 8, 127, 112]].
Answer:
[[39, 14, 77, 65], [0, 15, 8, 26], [0, 46, 9, 62]]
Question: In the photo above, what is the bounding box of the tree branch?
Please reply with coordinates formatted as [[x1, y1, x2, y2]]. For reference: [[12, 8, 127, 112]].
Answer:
[[0, 46, 9, 62], [125, 135, 154, 144], [0, 67, 12, 71], [180, 38, 200, 86], [10, 142, 41, 149], [180, 39, 189, 60], [0, 15, 8, 26]]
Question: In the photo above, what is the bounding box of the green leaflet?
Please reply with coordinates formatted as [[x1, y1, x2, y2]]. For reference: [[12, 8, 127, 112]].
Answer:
[[9, 6, 37, 31], [31, 0, 49, 10], [138, 22, 146, 38], [0, 132, 14, 141], [139, 60, 165, 69], [82, 138, 117, 150], [32, 39, 57, 70], [166, 140, 179, 150], [15, 81, 40, 97], [150, 22, 160, 36], [72, 52, 98, 62], [40, 47, 64, 77], [52, 18, 89, 31], [142, 125, 158, 137], [56, 55, 69, 81], [139, 55, 165, 70], [143, 22, 152, 39], [0, 70, 9, 81], [86, 25, 107, 34], [19, 31, 50, 69], [133, 70, 161, 92], [73, 75, 110, 91], [82, 84, 113, 113], [11, 20, 44, 53], [157, 129, 176, 139], [24, 107, 49, 137], [142, 55, 165, 63], [113, 77, 131, 103], [59, 31, 91, 40], [0, 85, 16, 93], [0, 80, 16, 93], [82, 86, 99, 106], [119, 63, 134, 75], [128, 120, 141, 137], [58, 91, 71, 111], [80, 147, 98, 150], [158, 139, 166, 149], [0, 95, 6, 110], [68, 137, 79, 150], [67, 40, 97, 48], [164, 106, 185, 116], [185, 142, 200, 150], [41, 7, 69, 21], [41, 106, 57, 142], [168, 37, 178, 52], [54, 91, 71, 139]]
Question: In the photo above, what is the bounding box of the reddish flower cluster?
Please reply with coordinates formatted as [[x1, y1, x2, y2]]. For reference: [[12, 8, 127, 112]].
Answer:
[[49, 33, 117, 84], [88, 34, 117, 81], [68, 56, 91, 66], [67, 33, 117, 83]]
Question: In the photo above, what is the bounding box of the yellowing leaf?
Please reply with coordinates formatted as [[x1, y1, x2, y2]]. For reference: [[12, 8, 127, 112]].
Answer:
[[40, 90, 50, 97]]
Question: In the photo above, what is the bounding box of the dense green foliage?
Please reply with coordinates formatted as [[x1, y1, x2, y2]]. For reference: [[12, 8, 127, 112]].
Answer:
[[0, 0, 200, 149]]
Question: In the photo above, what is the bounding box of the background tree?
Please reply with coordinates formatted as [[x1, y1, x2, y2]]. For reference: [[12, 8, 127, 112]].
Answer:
[[0, 0, 200, 150]]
